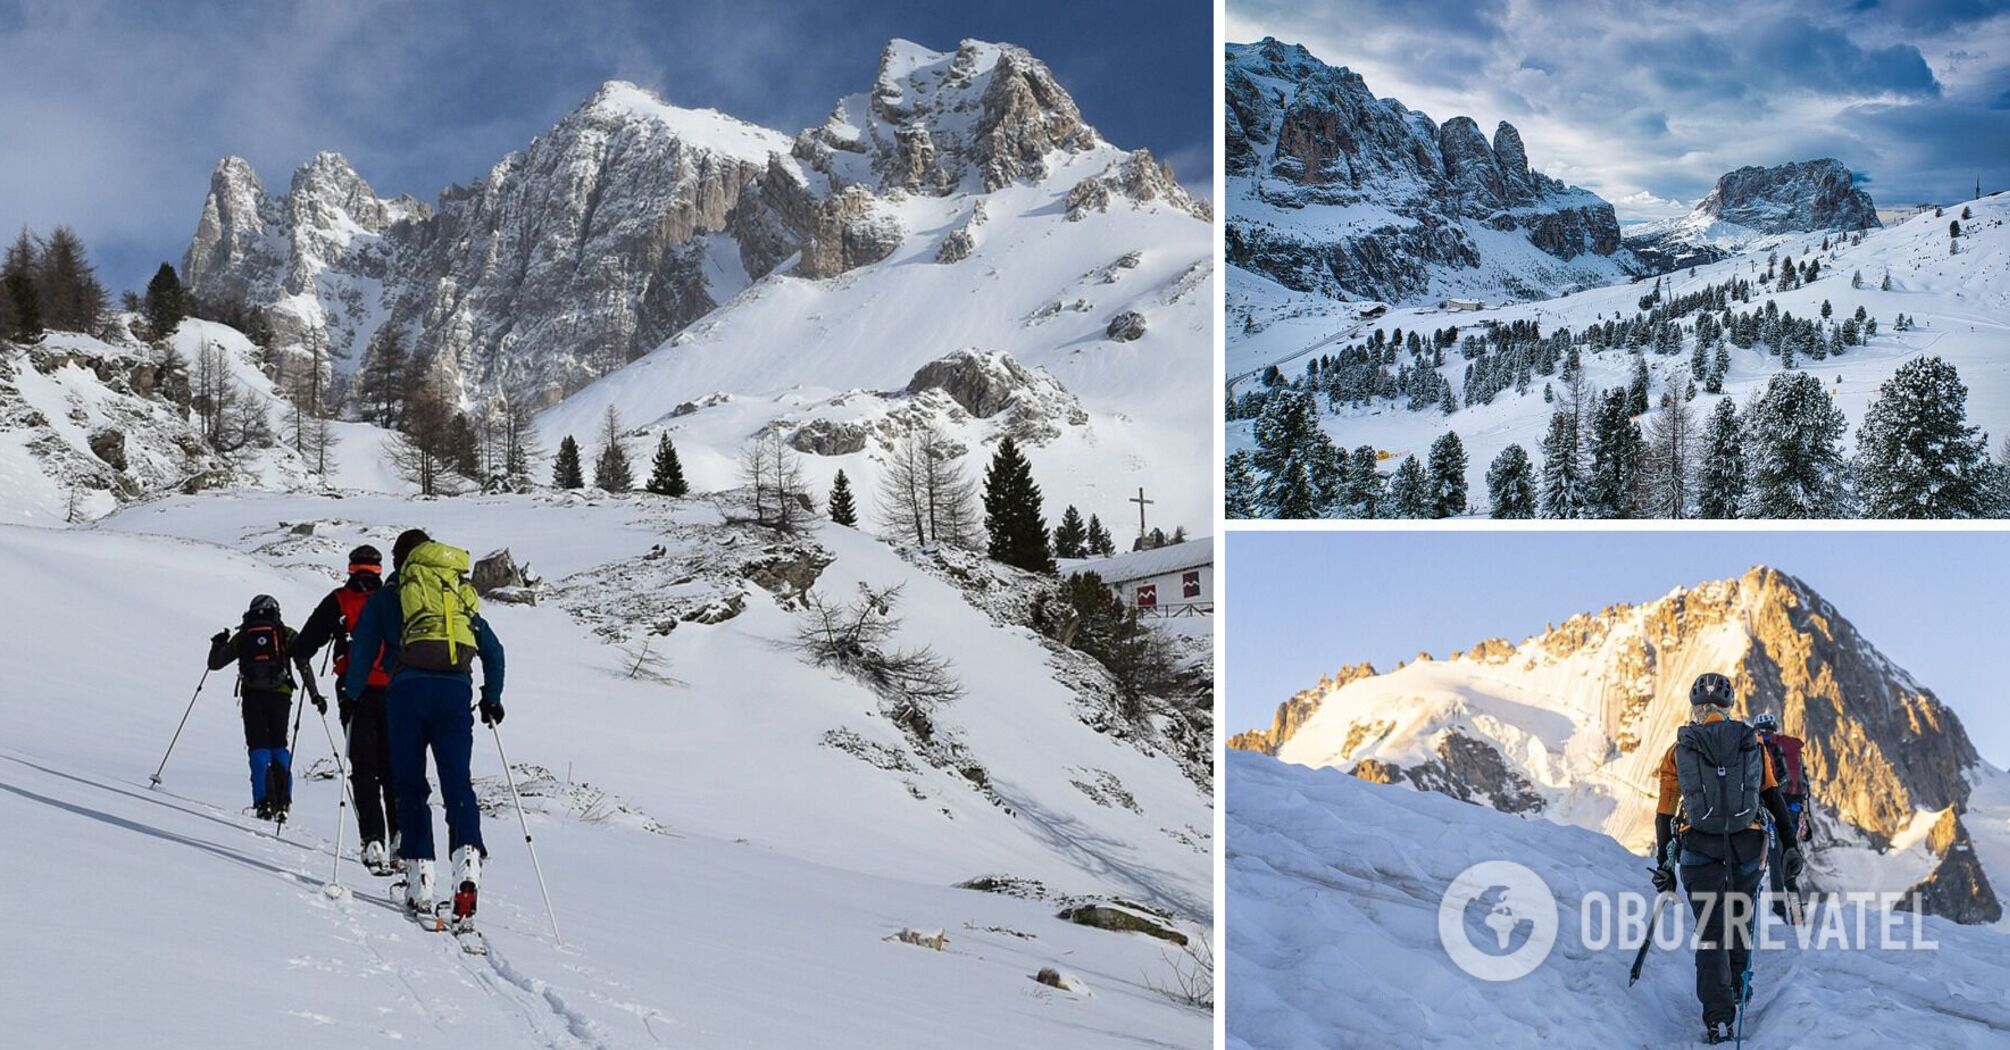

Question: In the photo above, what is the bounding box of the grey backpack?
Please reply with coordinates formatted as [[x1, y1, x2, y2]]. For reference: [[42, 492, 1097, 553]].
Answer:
[[1674, 719, 1763, 836]]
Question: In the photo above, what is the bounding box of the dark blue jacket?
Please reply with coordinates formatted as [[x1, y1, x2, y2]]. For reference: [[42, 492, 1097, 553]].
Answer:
[[344, 573, 505, 703]]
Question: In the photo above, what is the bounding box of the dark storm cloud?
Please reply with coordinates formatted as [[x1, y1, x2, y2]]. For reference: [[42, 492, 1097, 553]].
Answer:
[[0, 0, 1212, 292], [1230, 0, 2004, 219]]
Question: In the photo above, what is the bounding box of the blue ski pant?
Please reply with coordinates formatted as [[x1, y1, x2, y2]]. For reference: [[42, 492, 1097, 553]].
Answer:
[[386, 673, 486, 860], [241, 690, 293, 805]]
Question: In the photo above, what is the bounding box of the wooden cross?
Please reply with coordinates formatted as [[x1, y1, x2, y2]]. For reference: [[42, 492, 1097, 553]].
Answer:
[[1130, 486, 1154, 538]]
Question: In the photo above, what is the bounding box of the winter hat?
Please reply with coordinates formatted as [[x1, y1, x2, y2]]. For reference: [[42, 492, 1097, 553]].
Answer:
[[348, 544, 383, 575], [1689, 672, 1735, 707], [392, 529, 431, 567]]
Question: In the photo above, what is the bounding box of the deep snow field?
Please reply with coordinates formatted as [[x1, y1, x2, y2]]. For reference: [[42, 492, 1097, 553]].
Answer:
[[1227, 751, 2010, 1049], [0, 478, 1212, 1047], [1226, 192, 2010, 511]]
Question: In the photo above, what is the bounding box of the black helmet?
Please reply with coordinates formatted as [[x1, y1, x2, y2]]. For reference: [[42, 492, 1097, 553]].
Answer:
[[348, 544, 383, 573], [246, 594, 280, 619], [1753, 712, 1779, 733], [1690, 672, 1735, 707]]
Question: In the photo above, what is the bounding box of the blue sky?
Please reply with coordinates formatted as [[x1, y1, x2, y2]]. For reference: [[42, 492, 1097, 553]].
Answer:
[[1226, 0, 2010, 222], [1226, 530, 2010, 767], [0, 0, 1211, 292]]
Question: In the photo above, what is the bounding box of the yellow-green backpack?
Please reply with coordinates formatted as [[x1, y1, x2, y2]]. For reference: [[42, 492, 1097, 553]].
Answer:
[[397, 541, 481, 673]]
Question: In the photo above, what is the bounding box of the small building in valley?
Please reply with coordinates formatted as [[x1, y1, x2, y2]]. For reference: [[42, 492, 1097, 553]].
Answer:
[[1065, 537, 1213, 619], [1441, 297, 1486, 312]]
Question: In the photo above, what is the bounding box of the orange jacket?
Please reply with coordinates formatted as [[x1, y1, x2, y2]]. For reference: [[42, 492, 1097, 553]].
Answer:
[[1655, 709, 1778, 830]]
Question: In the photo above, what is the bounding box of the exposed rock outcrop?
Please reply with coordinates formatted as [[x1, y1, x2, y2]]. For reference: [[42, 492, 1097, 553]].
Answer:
[[1226, 663, 1377, 754], [1625, 159, 1880, 270], [1225, 37, 1637, 304]]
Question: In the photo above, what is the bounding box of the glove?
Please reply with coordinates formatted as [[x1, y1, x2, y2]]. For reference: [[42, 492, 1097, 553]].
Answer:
[[211, 630, 230, 646], [1650, 864, 1676, 894], [1783, 848, 1804, 884], [479, 698, 505, 726], [310, 691, 327, 716]]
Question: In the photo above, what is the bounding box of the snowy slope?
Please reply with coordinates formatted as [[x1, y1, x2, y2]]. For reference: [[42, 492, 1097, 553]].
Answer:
[[0, 492, 1210, 1046], [1227, 750, 2010, 1050], [1228, 191, 2010, 511], [537, 144, 1215, 531]]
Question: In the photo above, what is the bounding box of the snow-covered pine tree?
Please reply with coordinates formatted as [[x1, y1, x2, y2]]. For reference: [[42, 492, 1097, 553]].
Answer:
[[1584, 388, 1644, 518], [1269, 458, 1320, 519], [1486, 444, 1536, 519], [1424, 431, 1468, 518], [1855, 356, 1993, 518], [552, 435, 584, 489], [1627, 354, 1650, 416], [1747, 371, 1847, 518], [1538, 410, 1584, 518], [981, 436, 1055, 572], [827, 469, 858, 526], [645, 432, 689, 496], [1225, 452, 1262, 520], [1386, 455, 1428, 519], [1345, 444, 1383, 518], [1697, 398, 1746, 518]]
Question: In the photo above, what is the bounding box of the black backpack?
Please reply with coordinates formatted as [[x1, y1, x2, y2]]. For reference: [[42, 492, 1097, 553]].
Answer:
[[1674, 718, 1763, 836], [237, 621, 290, 692]]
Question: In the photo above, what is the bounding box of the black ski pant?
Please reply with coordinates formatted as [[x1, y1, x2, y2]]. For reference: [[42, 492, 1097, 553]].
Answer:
[[341, 684, 399, 850], [1682, 848, 1764, 1025]]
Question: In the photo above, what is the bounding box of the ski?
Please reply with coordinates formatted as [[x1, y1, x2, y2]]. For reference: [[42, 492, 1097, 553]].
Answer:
[[450, 919, 488, 956]]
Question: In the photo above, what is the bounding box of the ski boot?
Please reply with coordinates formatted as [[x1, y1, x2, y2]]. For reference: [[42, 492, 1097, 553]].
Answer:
[[362, 840, 394, 877], [1703, 1020, 1734, 1044], [446, 846, 487, 954], [401, 860, 438, 929]]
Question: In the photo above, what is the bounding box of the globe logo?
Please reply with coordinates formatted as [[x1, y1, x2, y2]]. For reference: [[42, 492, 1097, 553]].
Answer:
[[1437, 860, 1558, 981]]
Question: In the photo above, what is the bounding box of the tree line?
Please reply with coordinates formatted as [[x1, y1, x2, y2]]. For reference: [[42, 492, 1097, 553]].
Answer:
[[1232, 355, 2010, 519]]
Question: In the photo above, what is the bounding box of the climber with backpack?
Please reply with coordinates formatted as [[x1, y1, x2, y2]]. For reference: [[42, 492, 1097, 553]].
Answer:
[[293, 544, 404, 876], [1752, 712, 1811, 919], [1649, 673, 1802, 1045], [207, 595, 312, 823], [345, 529, 506, 937]]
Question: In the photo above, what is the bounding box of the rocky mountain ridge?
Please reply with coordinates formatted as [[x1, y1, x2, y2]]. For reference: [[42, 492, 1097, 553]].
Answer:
[[1225, 37, 1639, 305], [1625, 158, 1880, 271], [182, 39, 1206, 412], [1234, 567, 2001, 923]]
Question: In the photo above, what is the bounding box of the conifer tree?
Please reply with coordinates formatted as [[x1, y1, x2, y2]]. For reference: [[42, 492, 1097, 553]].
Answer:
[[1387, 455, 1428, 518], [1747, 371, 1847, 518], [1086, 514, 1116, 557], [1584, 389, 1644, 518], [981, 436, 1054, 572], [1538, 410, 1583, 518], [1697, 398, 1747, 519], [553, 435, 584, 489], [3, 230, 41, 341], [35, 226, 105, 334], [1627, 354, 1650, 416], [1856, 356, 1992, 518], [142, 263, 186, 340], [1344, 444, 1383, 519], [1424, 431, 1468, 518], [593, 407, 633, 492], [1053, 504, 1089, 556], [645, 432, 688, 496], [826, 468, 858, 526], [1486, 444, 1536, 519]]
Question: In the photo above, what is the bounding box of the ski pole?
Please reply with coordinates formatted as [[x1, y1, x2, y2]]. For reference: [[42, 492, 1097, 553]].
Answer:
[[490, 724, 562, 946], [1628, 839, 1680, 987], [318, 709, 352, 900], [150, 666, 211, 788]]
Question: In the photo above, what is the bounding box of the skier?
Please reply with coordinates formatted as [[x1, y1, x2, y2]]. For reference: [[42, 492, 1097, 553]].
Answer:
[[1752, 712, 1811, 918], [293, 544, 403, 876], [207, 595, 315, 822], [345, 529, 505, 935], [1649, 673, 1802, 1045]]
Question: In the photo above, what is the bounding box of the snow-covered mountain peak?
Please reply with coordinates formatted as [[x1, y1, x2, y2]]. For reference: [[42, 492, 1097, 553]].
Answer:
[[571, 79, 794, 166], [801, 37, 1099, 194], [1238, 567, 2000, 923], [1626, 158, 1880, 269]]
